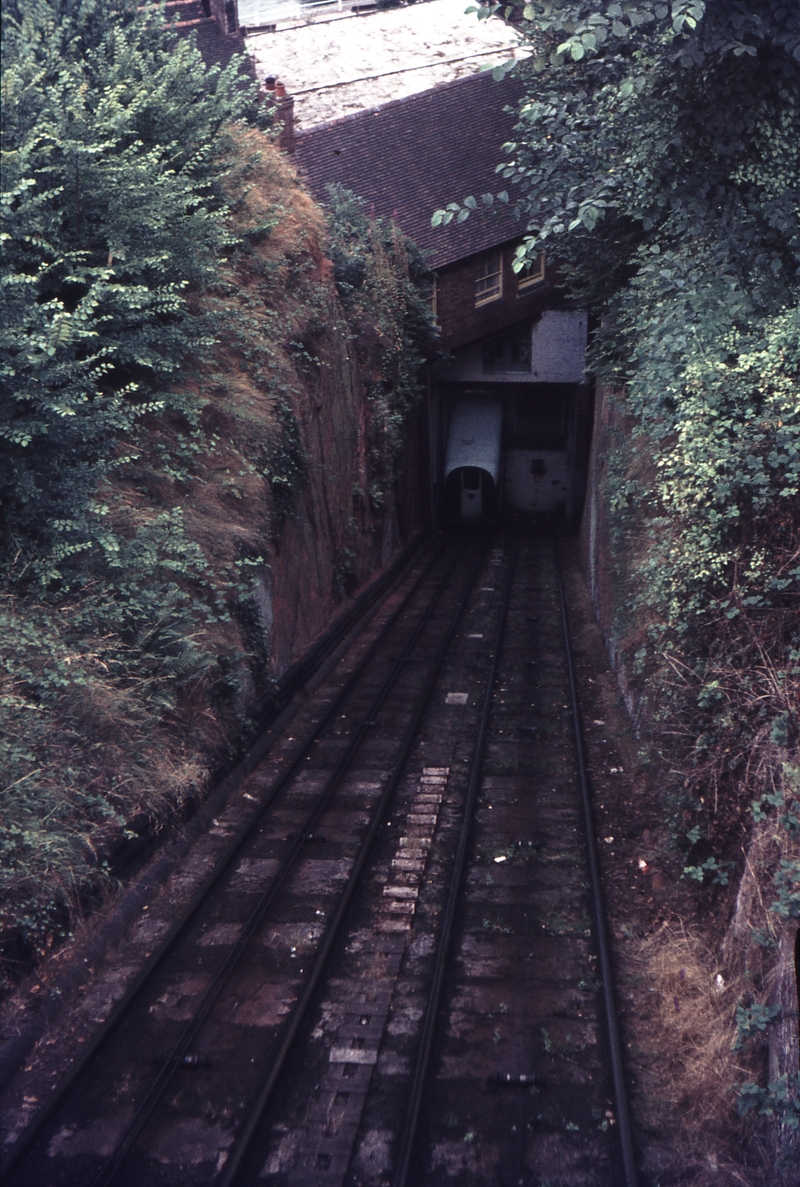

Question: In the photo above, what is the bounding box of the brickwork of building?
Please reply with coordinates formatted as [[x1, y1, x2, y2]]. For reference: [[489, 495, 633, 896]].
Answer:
[[159, 0, 255, 76], [434, 244, 560, 353]]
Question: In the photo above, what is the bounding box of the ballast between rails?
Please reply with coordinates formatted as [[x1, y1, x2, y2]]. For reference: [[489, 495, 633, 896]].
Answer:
[[393, 532, 519, 1187], [218, 537, 494, 1185]]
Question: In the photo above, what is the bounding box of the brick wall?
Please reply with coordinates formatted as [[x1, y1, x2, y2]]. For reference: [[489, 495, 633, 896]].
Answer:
[[435, 240, 559, 352], [193, 17, 252, 72], [165, 0, 255, 77]]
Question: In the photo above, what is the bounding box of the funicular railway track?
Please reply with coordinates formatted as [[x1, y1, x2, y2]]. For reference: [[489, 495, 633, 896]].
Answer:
[[2, 530, 638, 1187]]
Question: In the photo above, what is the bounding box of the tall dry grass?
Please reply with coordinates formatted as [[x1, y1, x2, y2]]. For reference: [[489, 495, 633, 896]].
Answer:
[[634, 918, 793, 1185]]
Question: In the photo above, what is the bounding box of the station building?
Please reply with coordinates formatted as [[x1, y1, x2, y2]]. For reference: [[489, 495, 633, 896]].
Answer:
[[292, 69, 592, 526]]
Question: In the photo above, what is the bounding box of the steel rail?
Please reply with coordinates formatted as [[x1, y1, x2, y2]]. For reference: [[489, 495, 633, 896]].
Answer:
[[0, 534, 432, 1101], [393, 530, 519, 1187], [557, 557, 639, 1187], [220, 533, 497, 1186], [1, 533, 452, 1180], [264, 529, 434, 725], [86, 536, 476, 1187]]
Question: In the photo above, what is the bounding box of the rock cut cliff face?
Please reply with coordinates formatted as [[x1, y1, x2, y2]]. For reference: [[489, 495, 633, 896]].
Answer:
[[211, 125, 427, 683], [165, 123, 429, 692]]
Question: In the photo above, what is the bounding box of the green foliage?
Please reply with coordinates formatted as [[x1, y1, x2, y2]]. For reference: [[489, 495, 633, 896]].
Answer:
[[734, 1000, 783, 1049], [0, 1, 270, 983], [770, 858, 800, 920], [682, 855, 732, 886], [438, 2, 799, 638], [0, 568, 217, 978], [633, 306, 799, 642], [458, 2, 799, 261], [736, 1074, 800, 1128], [751, 763, 800, 837], [324, 184, 438, 500], [1, 0, 255, 579]]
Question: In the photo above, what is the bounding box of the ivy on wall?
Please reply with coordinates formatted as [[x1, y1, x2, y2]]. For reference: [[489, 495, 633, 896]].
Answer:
[[324, 184, 439, 508], [435, 0, 799, 1162]]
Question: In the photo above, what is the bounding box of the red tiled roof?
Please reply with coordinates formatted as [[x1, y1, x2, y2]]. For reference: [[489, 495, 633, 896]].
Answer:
[[294, 70, 527, 270]]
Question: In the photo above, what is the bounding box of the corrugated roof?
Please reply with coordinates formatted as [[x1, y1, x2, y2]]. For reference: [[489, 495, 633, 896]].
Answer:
[[294, 70, 527, 270]]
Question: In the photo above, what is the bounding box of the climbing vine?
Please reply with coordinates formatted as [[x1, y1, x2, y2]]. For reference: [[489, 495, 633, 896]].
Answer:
[[324, 184, 439, 507], [435, 1, 799, 1168]]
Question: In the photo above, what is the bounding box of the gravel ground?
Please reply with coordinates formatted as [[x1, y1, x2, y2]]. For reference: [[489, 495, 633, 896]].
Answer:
[[244, 0, 526, 129]]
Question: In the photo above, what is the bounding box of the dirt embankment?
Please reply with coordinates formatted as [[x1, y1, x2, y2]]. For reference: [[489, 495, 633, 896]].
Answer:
[[0, 126, 429, 997]]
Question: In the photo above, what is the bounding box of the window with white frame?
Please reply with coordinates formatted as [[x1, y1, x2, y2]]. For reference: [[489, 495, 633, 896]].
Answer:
[[475, 249, 503, 306], [516, 252, 546, 293]]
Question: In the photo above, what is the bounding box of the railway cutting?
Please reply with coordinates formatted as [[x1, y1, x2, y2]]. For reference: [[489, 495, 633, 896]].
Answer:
[[2, 531, 638, 1186]]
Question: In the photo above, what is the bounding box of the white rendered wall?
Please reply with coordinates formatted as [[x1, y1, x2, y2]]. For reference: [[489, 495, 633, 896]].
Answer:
[[435, 310, 587, 385], [504, 450, 570, 514]]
